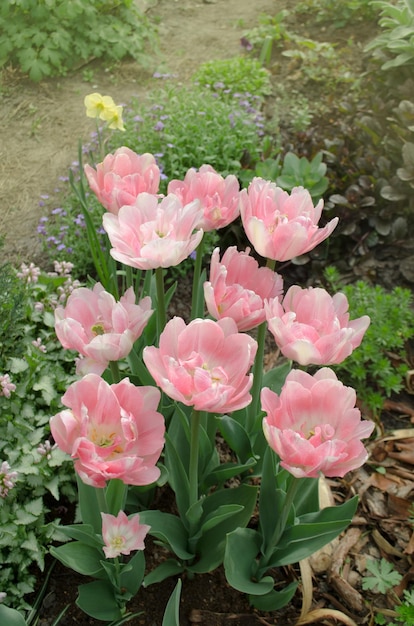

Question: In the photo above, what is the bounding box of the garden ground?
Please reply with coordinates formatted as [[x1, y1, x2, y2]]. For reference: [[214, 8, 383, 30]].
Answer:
[[1, 0, 414, 625]]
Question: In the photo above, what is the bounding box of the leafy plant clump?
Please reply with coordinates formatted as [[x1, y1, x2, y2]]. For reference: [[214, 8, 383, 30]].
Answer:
[[293, 0, 377, 28], [0, 262, 78, 608], [0, 0, 157, 81], [325, 267, 414, 416], [365, 0, 414, 72], [193, 56, 272, 100]]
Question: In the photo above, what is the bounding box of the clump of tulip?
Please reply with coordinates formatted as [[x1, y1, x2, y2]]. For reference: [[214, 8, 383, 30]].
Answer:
[[49, 144, 373, 621]]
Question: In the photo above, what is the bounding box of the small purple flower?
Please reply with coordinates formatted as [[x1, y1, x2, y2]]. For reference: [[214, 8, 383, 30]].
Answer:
[[0, 461, 18, 498], [16, 262, 41, 284], [154, 121, 165, 131], [240, 36, 253, 51], [0, 374, 16, 398]]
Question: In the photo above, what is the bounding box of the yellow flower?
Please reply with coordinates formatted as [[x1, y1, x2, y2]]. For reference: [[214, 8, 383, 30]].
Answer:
[[84, 93, 125, 131], [101, 104, 125, 132], [84, 93, 116, 119]]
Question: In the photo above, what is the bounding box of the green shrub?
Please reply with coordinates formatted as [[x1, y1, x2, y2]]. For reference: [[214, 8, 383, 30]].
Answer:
[[365, 0, 414, 71], [192, 57, 272, 100], [0, 262, 78, 608], [0, 0, 157, 81], [325, 267, 414, 417]]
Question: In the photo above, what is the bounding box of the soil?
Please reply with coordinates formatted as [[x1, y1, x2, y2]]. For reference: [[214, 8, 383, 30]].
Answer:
[[2, 1, 414, 625]]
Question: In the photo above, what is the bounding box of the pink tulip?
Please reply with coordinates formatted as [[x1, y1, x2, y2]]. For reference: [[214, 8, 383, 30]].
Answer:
[[239, 178, 338, 261], [168, 164, 240, 231], [55, 283, 153, 375], [143, 316, 257, 413], [204, 246, 283, 331], [50, 374, 165, 487], [84, 147, 160, 214], [101, 511, 150, 559], [103, 192, 204, 270], [265, 285, 370, 366], [262, 368, 374, 478]]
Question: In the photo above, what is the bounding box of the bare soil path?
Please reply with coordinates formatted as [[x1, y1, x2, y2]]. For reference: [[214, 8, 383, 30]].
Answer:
[[0, 0, 283, 265]]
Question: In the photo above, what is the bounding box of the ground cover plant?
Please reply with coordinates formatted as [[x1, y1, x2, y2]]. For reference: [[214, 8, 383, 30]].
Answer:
[[0, 0, 157, 82], [0, 259, 78, 608], [0, 1, 414, 623]]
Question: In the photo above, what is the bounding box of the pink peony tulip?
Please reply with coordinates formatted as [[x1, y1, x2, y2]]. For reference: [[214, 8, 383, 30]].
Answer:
[[239, 178, 338, 262], [168, 164, 240, 231], [265, 285, 370, 366], [143, 316, 257, 413], [55, 283, 153, 375], [101, 510, 150, 559], [262, 368, 374, 478], [50, 374, 165, 487], [84, 147, 160, 214], [204, 246, 283, 331], [103, 192, 204, 270]]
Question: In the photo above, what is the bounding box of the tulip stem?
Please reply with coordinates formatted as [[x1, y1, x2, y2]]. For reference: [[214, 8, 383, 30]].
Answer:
[[248, 321, 267, 436], [260, 475, 300, 573], [155, 267, 167, 341], [188, 409, 201, 518], [246, 258, 277, 436], [109, 361, 121, 384], [191, 234, 204, 319]]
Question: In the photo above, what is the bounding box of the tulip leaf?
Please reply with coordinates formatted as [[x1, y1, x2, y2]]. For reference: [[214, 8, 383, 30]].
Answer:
[[162, 579, 182, 626], [105, 478, 127, 516], [189, 484, 258, 573], [138, 510, 193, 560], [54, 523, 103, 549], [217, 414, 254, 462], [119, 550, 146, 597], [0, 606, 27, 626], [262, 361, 292, 394], [249, 581, 298, 611], [270, 496, 358, 566], [76, 475, 103, 535], [144, 558, 185, 586], [293, 476, 320, 516], [189, 504, 244, 549], [224, 527, 274, 595], [203, 457, 257, 487], [164, 432, 190, 521], [50, 542, 105, 577], [259, 447, 285, 553], [76, 580, 122, 621]]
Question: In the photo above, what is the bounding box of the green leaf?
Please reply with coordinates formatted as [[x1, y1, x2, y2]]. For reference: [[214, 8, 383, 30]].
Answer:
[[362, 558, 403, 594], [9, 357, 28, 373], [189, 484, 258, 574], [76, 580, 123, 621], [76, 475, 103, 534], [120, 550, 145, 597], [33, 376, 56, 404], [164, 432, 190, 521], [203, 457, 257, 487], [217, 414, 254, 462], [270, 497, 359, 566], [259, 447, 284, 554], [138, 510, 193, 560], [162, 579, 182, 626], [54, 524, 103, 549], [0, 606, 26, 626], [144, 558, 185, 586], [224, 527, 274, 594], [50, 542, 105, 577], [249, 581, 298, 611], [262, 361, 291, 394]]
